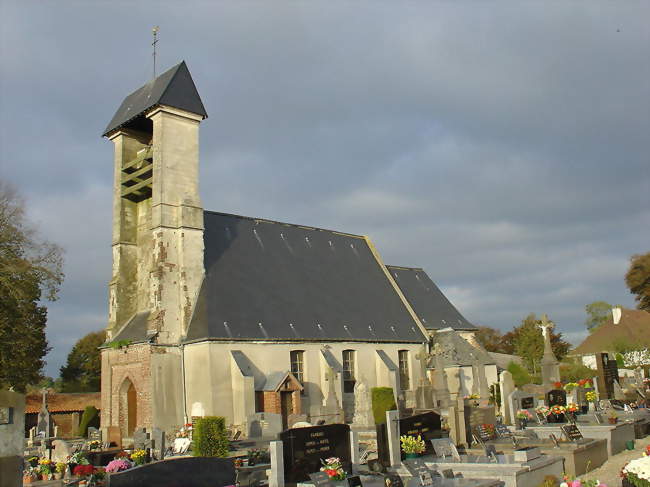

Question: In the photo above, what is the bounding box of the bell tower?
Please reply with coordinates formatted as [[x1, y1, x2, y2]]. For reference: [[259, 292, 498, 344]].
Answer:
[[103, 61, 208, 344]]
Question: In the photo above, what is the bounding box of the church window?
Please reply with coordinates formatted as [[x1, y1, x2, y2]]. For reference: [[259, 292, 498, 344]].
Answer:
[[290, 350, 304, 385], [342, 350, 356, 393], [398, 350, 410, 390]]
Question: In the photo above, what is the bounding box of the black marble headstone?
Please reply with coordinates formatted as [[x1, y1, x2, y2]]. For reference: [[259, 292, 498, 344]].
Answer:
[[398, 412, 443, 458], [546, 389, 567, 407], [106, 457, 235, 487], [280, 423, 351, 484]]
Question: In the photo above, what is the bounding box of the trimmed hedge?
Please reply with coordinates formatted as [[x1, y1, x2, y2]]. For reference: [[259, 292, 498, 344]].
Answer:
[[507, 361, 532, 387], [77, 406, 99, 437], [193, 416, 229, 457], [371, 387, 397, 425]]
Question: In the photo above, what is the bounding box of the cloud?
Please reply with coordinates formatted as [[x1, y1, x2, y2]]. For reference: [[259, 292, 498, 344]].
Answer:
[[1, 1, 648, 376]]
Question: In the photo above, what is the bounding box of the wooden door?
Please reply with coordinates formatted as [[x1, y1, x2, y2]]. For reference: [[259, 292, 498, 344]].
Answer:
[[280, 391, 293, 430]]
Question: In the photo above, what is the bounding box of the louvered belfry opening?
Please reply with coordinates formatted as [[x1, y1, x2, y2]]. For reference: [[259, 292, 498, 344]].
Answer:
[[121, 142, 153, 202]]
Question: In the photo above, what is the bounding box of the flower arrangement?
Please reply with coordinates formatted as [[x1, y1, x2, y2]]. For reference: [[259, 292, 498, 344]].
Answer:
[[560, 475, 607, 487], [105, 459, 132, 473], [176, 423, 194, 438], [578, 379, 593, 388], [87, 439, 101, 450], [38, 458, 54, 477], [516, 409, 533, 420], [564, 382, 579, 392], [400, 435, 426, 454], [131, 449, 147, 466], [566, 403, 579, 413], [481, 423, 496, 437], [550, 405, 566, 415], [621, 455, 650, 486], [320, 457, 346, 481], [55, 462, 67, 474], [70, 451, 90, 465], [585, 391, 598, 403], [73, 465, 94, 477], [536, 405, 550, 416], [554, 381, 563, 389]]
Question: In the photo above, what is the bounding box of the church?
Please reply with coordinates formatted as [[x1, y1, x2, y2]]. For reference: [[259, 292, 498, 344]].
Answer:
[[99, 61, 490, 437]]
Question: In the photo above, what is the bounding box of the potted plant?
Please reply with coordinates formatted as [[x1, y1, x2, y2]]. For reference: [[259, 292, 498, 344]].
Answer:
[[585, 391, 598, 411], [608, 411, 619, 424], [131, 449, 147, 466], [320, 457, 347, 481], [38, 458, 54, 480], [400, 434, 426, 459], [515, 409, 533, 429], [54, 462, 67, 480], [566, 403, 579, 422]]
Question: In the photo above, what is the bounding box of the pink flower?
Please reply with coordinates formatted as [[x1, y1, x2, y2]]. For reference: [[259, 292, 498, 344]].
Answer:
[[569, 481, 581, 487]]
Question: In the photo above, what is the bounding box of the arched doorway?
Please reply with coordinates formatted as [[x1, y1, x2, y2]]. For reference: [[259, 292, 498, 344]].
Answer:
[[119, 378, 138, 437]]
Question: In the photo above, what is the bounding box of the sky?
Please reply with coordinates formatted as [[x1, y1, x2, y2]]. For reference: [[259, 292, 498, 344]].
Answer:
[[1, 2, 648, 378]]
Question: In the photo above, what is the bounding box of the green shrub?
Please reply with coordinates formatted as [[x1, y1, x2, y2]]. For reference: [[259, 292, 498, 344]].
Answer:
[[77, 406, 99, 437], [560, 362, 596, 383], [371, 387, 397, 425], [193, 416, 229, 457], [615, 353, 625, 368], [507, 361, 532, 387]]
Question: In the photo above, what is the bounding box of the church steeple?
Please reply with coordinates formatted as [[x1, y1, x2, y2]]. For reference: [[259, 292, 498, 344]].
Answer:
[[104, 62, 207, 343]]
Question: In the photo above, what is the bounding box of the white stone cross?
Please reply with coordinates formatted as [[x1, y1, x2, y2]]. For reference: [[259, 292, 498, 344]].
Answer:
[[538, 314, 554, 339]]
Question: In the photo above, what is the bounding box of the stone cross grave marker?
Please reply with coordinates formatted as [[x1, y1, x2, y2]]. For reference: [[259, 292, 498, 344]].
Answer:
[[151, 427, 165, 460], [133, 428, 149, 451], [352, 379, 374, 427], [279, 423, 351, 484], [36, 389, 50, 438], [546, 389, 567, 407], [508, 390, 535, 425], [499, 370, 515, 424]]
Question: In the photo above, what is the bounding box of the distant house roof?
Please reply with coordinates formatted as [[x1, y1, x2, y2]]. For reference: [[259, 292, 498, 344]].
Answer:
[[489, 352, 524, 371], [184, 212, 427, 344], [572, 308, 650, 356], [386, 266, 476, 331], [25, 392, 101, 415], [428, 328, 494, 367], [103, 61, 207, 137]]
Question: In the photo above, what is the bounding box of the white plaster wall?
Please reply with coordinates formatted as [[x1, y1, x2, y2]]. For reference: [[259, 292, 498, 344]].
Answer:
[[151, 347, 184, 431], [183, 341, 425, 426]]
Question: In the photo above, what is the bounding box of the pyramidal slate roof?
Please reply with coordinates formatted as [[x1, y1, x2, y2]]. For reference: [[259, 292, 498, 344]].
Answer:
[[386, 265, 476, 331], [184, 211, 427, 343], [103, 61, 207, 137]]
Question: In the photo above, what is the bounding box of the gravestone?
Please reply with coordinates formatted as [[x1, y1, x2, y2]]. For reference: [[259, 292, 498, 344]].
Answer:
[[88, 427, 102, 443], [106, 457, 236, 487], [36, 389, 50, 438], [546, 389, 567, 407], [247, 412, 283, 438], [596, 353, 619, 399], [539, 315, 561, 390], [322, 368, 344, 424], [107, 425, 122, 448], [51, 439, 72, 463], [398, 411, 443, 459], [133, 428, 149, 450], [431, 343, 452, 408], [507, 390, 535, 425], [280, 423, 351, 484], [151, 427, 165, 460], [352, 380, 374, 428], [499, 371, 515, 425]]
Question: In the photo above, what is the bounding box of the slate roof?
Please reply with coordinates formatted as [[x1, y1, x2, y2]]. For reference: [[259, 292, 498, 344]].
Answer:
[[386, 266, 476, 331], [572, 308, 650, 355], [184, 211, 426, 343], [111, 311, 150, 343], [103, 61, 207, 137], [25, 392, 101, 414]]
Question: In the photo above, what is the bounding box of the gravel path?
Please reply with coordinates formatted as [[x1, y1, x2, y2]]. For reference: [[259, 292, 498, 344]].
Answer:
[[576, 436, 650, 486]]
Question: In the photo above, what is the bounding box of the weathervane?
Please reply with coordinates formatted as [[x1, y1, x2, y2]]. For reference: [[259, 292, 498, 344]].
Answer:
[[152, 26, 160, 79]]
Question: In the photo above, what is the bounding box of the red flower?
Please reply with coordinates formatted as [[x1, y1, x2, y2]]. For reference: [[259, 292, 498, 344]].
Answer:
[[73, 465, 94, 476], [553, 381, 563, 389], [325, 469, 338, 478]]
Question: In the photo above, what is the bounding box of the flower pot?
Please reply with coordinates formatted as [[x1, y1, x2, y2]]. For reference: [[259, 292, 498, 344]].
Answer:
[[23, 475, 35, 484], [404, 452, 420, 459], [608, 418, 618, 424]]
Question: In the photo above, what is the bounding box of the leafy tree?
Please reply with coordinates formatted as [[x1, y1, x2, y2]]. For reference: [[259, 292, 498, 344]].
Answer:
[[0, 181, 63, 392], [474, 326, 505, 353], [512, 313, 571, 374], [506, 361, 532, 387], [60, 330, 106, 392], [585, 300, 612, 332], [626, 252, 650, 311]]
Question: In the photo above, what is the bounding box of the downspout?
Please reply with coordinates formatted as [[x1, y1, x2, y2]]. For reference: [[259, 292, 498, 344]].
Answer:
[[181, 343, 189, 424]]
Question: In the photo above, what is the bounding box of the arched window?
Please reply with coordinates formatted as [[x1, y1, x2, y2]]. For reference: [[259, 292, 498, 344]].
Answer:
[[342, 350, 356, 393]]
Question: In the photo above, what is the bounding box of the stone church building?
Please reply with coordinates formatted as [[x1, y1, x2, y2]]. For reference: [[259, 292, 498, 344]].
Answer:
[[99, 62, 484, 437]]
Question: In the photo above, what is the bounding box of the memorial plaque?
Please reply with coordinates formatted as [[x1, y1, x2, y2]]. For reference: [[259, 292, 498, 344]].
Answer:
[[546, 389, 567, 407], [474, 424, 496, 442], [495, 424, 512, 438], [398, 412, 443, 458], [309, 472, 335, 487], [0, 407, 13, 424], [521, 397, 534, 409], [561, 424, 583, 442], [280, 423, 351, 484], [430, 438, 460, 461]]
